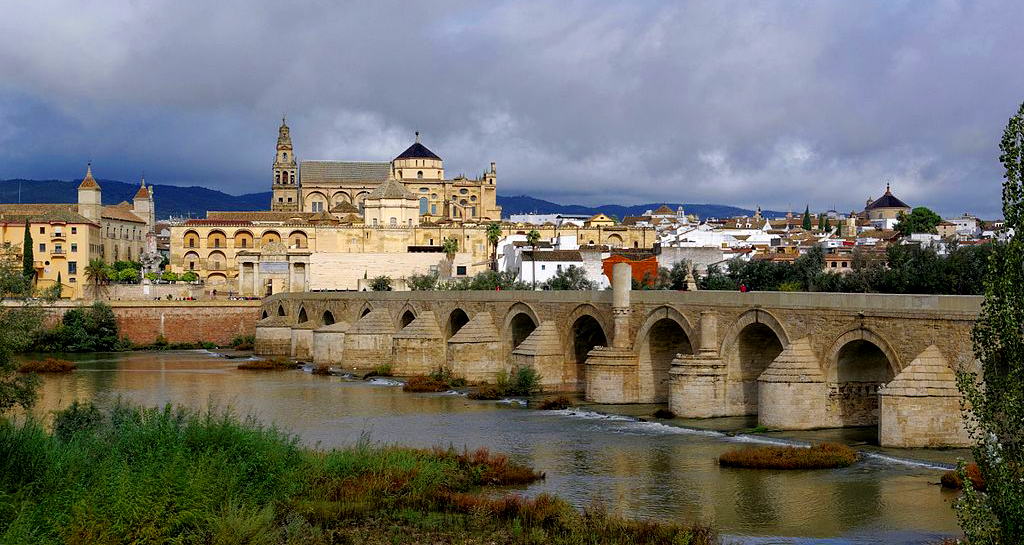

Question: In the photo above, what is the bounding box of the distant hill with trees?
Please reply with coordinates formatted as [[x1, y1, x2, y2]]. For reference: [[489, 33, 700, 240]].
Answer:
[[0, 178, 781, 221]]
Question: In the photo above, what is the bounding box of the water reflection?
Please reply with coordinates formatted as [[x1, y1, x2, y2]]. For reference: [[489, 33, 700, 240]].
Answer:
[[27, 351, 961, 543]]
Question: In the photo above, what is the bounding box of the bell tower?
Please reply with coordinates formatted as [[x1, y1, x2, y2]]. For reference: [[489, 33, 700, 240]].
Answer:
[[272, 117, 299, 211]]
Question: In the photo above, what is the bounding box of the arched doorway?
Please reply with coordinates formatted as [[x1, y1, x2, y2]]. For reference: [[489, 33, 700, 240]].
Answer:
[[725, 322, 784, 415], [831, 339, 896, 428], [400, 310, 416, 329], [637, 317, 693, 403], [447, 309, 470, 339]]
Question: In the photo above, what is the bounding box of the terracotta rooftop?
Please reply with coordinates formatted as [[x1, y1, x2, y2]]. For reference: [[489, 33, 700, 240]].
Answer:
[[78, 164, 100, 189]]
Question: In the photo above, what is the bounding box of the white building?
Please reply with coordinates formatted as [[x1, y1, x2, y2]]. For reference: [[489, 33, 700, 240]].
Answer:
[[518, 250, 585, 285]]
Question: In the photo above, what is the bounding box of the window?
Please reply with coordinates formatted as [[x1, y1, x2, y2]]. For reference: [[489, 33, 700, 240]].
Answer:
[[830, 262, 836, 268], [189, 261, 195, 270], [460, 188, 468, 195], [431, 204, 437, 215], [279, 197, 283, 202], [283, 152, 288, 161], [557, 264, 563, 271], [470, 206, 476, 217], [417, 171, 423, 179], [287, 197, 292, 202], [372, 218, 378, 226], [429, 238, 434, 245], [68, 262, 77, 274], [311, 202, 324, 212], [456, 265, 467, 276], [842, 261, 848, 268], [420, 197, 428, 214], [71, 227, 76, 234], [419, 187, 428, 192], [541, 265, 546, 270], [69, 277, 76, 283], [39, 243, 45, 252], [390, 217, 397, 226], [54, 244, 62, 253], [71, 243, 77, 252], [39, 226, 45, 234], [470, 195, 477, 201]]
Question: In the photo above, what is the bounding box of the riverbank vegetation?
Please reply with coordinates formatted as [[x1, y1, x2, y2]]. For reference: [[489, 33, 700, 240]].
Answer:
[[16, 358, 76, 374], [469, 367, 542, 400], [717, 442, 857, 470], [238, 357, 297, 371], [941, 463, 985, 492], [0, 401, 715, 544], [537, 395, 571, 410], [403, 367, 468, 392]]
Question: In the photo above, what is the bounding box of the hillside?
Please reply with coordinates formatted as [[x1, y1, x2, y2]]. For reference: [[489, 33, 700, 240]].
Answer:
[[0, 179, 271, 219], [0, 178, 780, 221]]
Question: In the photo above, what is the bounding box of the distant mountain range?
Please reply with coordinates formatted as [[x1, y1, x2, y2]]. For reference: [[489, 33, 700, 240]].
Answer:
[[0, 178, 783, 221]]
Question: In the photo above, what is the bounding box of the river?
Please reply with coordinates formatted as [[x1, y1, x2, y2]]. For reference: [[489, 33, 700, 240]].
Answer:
[[24, 350, 966, 544]]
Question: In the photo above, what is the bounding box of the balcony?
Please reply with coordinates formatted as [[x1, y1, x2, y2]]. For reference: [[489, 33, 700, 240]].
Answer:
[[51, 232, 66, 241], [51, 249, 66, 258]]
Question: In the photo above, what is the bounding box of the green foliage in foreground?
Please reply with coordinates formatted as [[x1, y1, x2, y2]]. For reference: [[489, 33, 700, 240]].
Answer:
[[33, 302, 120, 353], [408, 270, 532, 291], [0, 401, 714, 544], [954, 100, 1024, 542]]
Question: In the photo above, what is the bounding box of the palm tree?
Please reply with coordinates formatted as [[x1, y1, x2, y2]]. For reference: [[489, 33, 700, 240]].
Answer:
[[84, 257, 108, 300], [441, 237, 459, 278], [526, 230, 541, 290], [485, 222, 502, 271]]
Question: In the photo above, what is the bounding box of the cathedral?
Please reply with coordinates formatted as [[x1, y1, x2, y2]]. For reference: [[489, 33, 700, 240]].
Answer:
[[269, 118, 501, 223]]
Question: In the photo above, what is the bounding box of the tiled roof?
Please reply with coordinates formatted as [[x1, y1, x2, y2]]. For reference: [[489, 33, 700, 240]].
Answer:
[[395, 141, 441, 161], [330, 200, 360, 214], [367, 179, 414, 200], [184, 219, 254, 226], [206, 211, 315, 222], [101, 206, 146, 223], [0, 204, 96, 225], [866, 187, 910, 210], [652, 205, 675, 215], [522, 250, 583, 262], [134, 181, 150, 199], [78, 164, 100, 189], [300, 161, 390, 182]]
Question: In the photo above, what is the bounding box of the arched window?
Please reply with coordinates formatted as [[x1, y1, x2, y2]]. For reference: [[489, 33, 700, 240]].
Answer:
[[390, 217, 397, 226], [417, 171, 423, 179], [420, 197, 428, 214], [275, 173, 280, 183], [283, 152, 288, 161]]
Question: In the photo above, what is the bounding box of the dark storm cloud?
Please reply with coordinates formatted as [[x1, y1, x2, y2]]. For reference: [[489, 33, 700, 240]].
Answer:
[[0, 0, 1022, 217]]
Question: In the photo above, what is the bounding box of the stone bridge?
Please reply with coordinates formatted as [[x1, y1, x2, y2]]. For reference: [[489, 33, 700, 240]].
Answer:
[[255, 265, 981, 448]]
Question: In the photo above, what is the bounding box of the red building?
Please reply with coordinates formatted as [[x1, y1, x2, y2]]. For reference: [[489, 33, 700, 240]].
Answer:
[[602, 252, 659, 287]]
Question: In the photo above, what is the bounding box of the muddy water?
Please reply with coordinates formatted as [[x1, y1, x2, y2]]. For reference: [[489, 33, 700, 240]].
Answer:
[[26, 351, 965, 544]]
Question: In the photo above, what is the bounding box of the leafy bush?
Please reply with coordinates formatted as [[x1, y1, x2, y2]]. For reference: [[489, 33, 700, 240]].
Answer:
[[52, 401, 104, 441], [717, 442, 857, 469], [180, 271, 198, 282], [469, 367, 542, 399], [116, 268, 139, 283], [370, 275, 392, 291], [160, 271, 179, 282], [38, 302, 120, 352], [537, 396, 571, 410], [542, 265, 596, 290], [143, 272, 158, 281], [230, 335, 255, 351], [408, 272, 439, 291]]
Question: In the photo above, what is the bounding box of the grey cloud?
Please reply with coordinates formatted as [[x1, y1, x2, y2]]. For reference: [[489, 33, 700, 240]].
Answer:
[[0, 0, 1022, 217]]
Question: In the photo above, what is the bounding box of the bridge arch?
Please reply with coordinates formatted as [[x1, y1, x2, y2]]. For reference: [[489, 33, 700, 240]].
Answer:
[[322, 310, 335, 326], [634, 306, 696, 403], [565, 304, 610, 375], [721, 309, 789, 415], [502, 302, 540, 354], [297, 306, 308, 323], [261, 309, 268, 320], [397, 304, 418, 330], [357, 302, 374, 320], [825, 328, 900, 428], [445, 307, 470, 340], [277, 304, 287, 317]]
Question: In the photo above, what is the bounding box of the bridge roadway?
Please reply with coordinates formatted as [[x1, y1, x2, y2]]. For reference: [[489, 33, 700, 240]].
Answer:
[[255, 271, 980, 448]]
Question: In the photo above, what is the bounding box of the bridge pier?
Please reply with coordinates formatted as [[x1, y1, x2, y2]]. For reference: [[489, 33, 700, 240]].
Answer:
[[447, 312, 503, 382], [585, 263, 640, 403], [879, 346, 970, 447], [291, 321, 317, 360], [255, 315, 293, 355], [669, 311, 729, 417], [756, 338, 827, 429], [344, 309, 396, 368], [510, 321, 570, 391], [392, 311, 444, 375], [312, 321, 349, 365]]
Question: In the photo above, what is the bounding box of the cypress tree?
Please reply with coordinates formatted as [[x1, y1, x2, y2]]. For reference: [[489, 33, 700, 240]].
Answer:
[[824, 217, 831, 232], [954, 100, 1024, 540], [22, 220, 33, 286], [802, 205, 812, 230], [55, 272, 62, 298]]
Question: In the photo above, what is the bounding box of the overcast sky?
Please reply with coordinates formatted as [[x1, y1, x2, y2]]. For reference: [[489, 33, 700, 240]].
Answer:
[[1, 0, 1022, 217]]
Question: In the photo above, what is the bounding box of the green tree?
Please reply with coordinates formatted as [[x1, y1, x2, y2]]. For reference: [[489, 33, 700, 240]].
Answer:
[[824, 217, 831, 232], [441, 237, 459, 278], [370, 275, 392, 291], [408, 272, 439, 291], [525, 230, 541, 290], [953, 101, 1024, 542], [894, 206, 943, 236], [543, 265, 596, 290], [180, 271, 198, 283], [22, 220, 33, 284], [84, 258, 108, 299], [0, 252, 43, 412], [117, 268, 139, 283], [802, 205, 812, 230], [486, 222, 502, 271], [817, 214, 824, 231], [55, 272, 62, 298]]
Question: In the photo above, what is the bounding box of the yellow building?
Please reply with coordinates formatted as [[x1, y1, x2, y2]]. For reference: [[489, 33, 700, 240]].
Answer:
[[270, 120, 500, 222], [0, 164, 157, 299]]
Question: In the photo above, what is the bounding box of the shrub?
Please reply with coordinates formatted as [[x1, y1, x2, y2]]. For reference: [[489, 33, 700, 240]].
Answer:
[[238, 357, 296, 371], [160, 271, 179, 282], [468, 385, 503, 400], [181, 271, 199, 282], [717, 442, 857, 469], [941, 463, 985, 491], [312, 365, 332, 376], [230, 335, 255, 350], [370, 275, 392, 291], [52, 401, 104, 441], [502, 367, 542, 396], [402, 375, 448, 393], [362, 364, 392, 379], [537, 396, 570, 410], [653, 408, 675, 419], [43, 302, 120, 353]]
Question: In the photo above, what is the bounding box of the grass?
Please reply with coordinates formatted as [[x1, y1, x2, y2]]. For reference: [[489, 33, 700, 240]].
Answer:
[[941, 463, 985, 491], [17, 358, 77, 373], [0, 401, 715, 544], [237, 357, 297, 371], [362, 364, 393, 379], [717, 442, 857, 469], [537, 396, 571, 410]]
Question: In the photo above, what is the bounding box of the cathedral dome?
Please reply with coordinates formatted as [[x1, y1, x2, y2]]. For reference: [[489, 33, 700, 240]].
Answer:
[[395, 132, 441, 161]]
